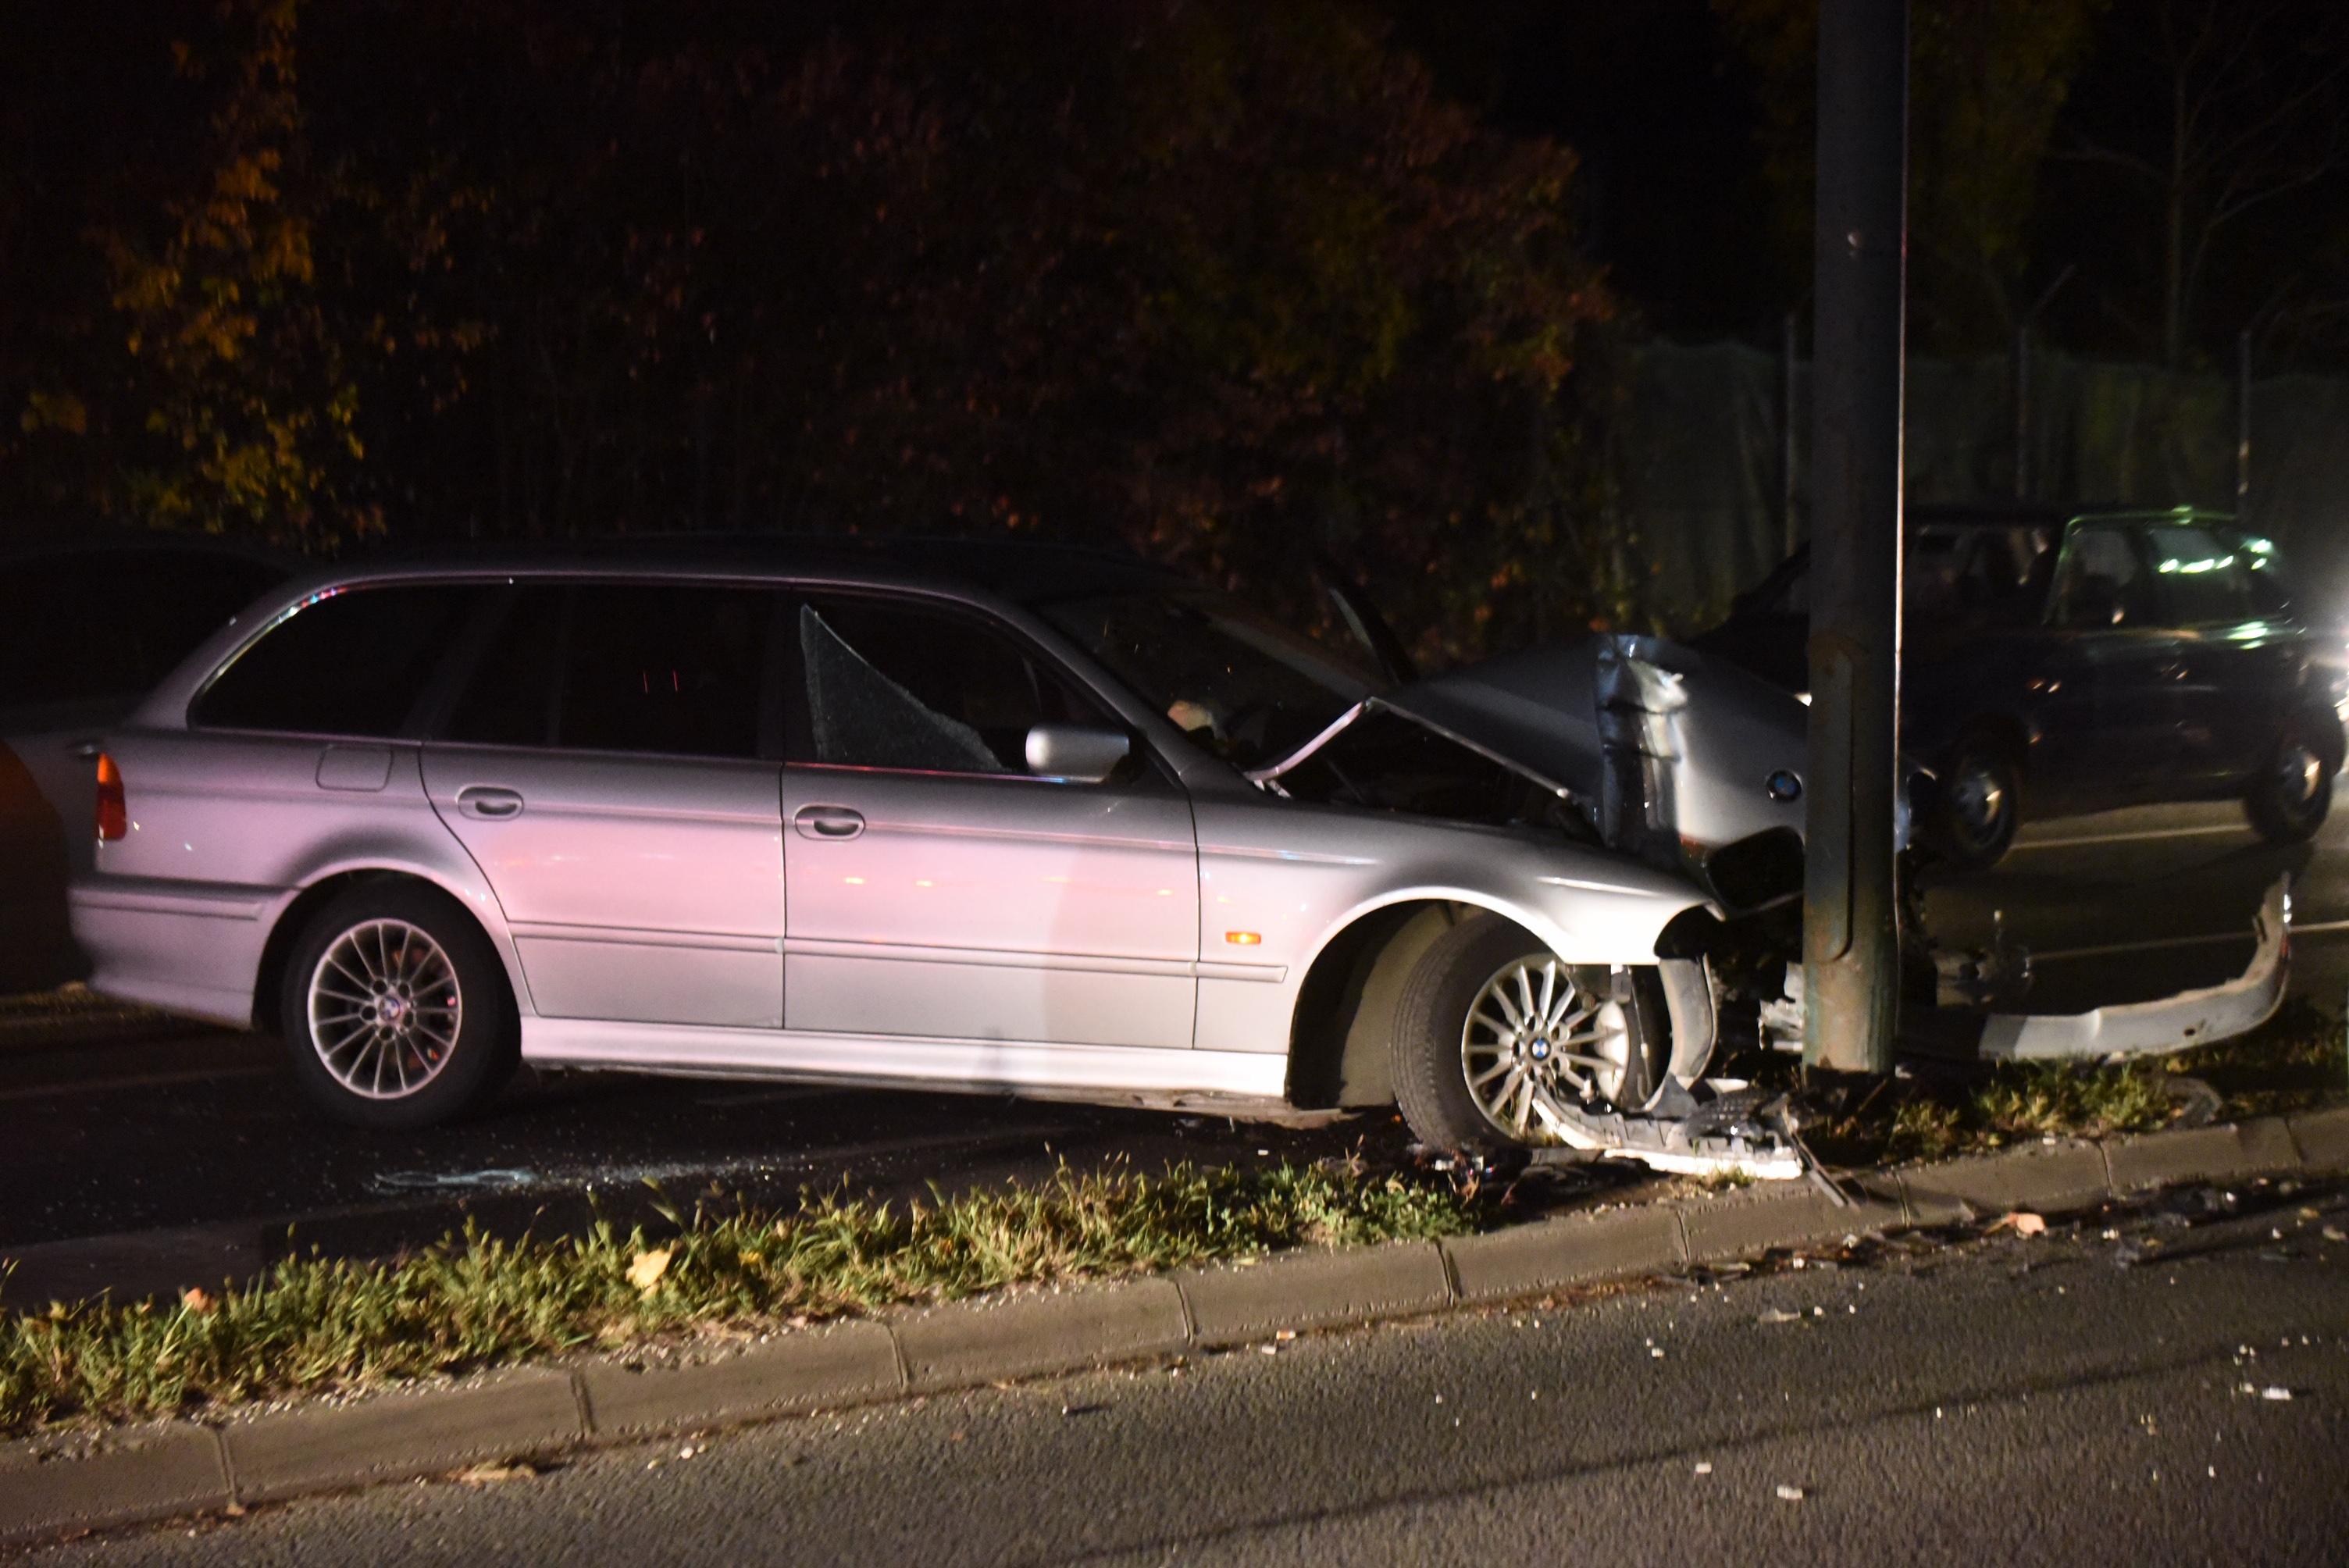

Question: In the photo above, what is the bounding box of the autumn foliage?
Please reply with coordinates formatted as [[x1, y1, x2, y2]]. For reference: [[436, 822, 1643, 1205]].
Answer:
[[4, 0, 1627, 657]]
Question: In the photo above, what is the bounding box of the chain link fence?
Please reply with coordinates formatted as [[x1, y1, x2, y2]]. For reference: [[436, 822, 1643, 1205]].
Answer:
[[1623, 340, 2349, 633]]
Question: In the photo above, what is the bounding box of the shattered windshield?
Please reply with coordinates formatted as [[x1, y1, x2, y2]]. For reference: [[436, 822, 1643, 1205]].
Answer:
[[1037, 590, 1385, 770]]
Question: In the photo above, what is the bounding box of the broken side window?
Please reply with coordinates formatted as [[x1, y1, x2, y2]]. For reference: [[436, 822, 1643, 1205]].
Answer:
[[798, 604, 1006, 772]]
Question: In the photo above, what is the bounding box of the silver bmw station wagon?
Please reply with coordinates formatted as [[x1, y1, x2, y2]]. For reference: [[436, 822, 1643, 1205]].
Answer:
[[68, 540, 1813, 1156]]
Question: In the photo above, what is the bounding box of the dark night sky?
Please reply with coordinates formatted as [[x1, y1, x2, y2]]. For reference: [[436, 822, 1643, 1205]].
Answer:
[[1376, 0, 1782, 339]]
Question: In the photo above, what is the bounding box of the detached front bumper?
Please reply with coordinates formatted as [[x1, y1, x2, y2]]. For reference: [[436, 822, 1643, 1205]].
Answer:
[[1974, 877, 2290, 1062]]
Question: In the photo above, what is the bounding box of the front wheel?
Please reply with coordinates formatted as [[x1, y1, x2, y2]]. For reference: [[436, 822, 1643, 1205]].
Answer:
[[1390, 914, 1665, 1156], [2244, 711, 2340, 845], [280, 882, 518, 1130], [1934, 732, 2023, 871]]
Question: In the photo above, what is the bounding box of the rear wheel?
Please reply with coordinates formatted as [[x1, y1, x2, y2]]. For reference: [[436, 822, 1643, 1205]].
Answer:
[[1935, 732, 2022, 871], [2244, 710, 2340, 845], [279, 882, 517, 1130], [1391, 914, 1664, 1156]]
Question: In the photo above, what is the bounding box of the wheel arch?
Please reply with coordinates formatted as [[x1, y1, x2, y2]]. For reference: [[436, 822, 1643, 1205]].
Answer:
[[1952, 711, 2034, 770], [1285, 896, 1549, 1110], [254, 865, 519, 1038], [2290, 697, 2347, 772]]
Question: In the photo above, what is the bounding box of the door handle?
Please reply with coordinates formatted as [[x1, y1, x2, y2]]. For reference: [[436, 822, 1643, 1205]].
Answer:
[[793, 804, 866, 840], [2158, 661, 2189, 680], [455, 786, 525, 820]]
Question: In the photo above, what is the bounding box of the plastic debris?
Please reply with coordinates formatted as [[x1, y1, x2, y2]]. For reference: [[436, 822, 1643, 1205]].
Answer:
[[1694, 1462, 1713, 1475], [1757, 1308, 1802, 1325], [1776, 1484, 1807, 1502]]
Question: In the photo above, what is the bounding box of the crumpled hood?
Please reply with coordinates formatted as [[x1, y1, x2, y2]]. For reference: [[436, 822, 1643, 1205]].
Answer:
[[1377, 634, 1810, 853]]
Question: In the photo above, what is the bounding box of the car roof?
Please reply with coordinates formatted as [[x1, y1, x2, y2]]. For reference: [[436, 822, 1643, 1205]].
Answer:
[[334, 532, 1193, 605], [1909, 503, 2239, 530]]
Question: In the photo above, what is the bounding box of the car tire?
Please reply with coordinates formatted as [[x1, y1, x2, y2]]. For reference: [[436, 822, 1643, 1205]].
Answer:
[[2244, 709, 2340, 846], [1390, 914, 1663, 1156], [1935, 732, 2023, 871], [279, 882, 519, 1131]]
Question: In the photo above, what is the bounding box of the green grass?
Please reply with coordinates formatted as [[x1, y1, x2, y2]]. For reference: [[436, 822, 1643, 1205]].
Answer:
[[0, 1159, 1477, 1437], [1828, 1000, 2349, 1165]]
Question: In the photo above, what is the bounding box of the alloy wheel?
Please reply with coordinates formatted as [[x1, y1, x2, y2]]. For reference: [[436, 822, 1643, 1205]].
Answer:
[[1458, 957, 1632, 1139], [305, 918, 463, 1099]]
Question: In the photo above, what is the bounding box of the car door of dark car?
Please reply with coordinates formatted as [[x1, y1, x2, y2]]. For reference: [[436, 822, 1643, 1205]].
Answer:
[[2137, 522, 2278, 785], [2042, 522, 2181, 809]]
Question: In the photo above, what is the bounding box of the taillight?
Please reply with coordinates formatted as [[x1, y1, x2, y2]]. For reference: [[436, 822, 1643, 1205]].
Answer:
[[95, 752, 127, 843]]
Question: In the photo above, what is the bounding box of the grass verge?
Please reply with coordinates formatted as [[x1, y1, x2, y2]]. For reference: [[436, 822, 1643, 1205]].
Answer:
[[1816, 999, 2349, 1165], [0, 1158, 1475, 1438]]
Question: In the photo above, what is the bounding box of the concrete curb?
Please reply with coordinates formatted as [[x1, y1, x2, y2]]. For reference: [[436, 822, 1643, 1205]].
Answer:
[[5, 1114, 2343, 1548]]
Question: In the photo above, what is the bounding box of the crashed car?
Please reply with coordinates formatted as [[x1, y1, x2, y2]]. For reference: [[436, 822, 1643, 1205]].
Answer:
[[65, 540, 2286, 1177]]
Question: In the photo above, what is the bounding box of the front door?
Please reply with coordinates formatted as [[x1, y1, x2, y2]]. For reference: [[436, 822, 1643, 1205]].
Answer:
[[779, 593, 1198, 1049], [2043, 522, 2183, 807], [422, 582, 786, 1028]]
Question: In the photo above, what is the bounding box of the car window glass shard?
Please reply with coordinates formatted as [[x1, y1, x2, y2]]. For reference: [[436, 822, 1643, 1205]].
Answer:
[[797, 597, 1118, 775], [800, 603, 1002, 772], [191, 584, 483, 736], [556, 584, 765, 758]]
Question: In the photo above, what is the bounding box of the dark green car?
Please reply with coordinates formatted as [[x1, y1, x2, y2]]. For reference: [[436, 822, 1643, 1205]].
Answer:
[[1693, 505, 2348, 869]]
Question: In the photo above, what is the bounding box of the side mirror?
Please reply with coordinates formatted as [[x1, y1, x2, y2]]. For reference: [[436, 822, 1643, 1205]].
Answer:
[[1024, 722, 1131, 784]]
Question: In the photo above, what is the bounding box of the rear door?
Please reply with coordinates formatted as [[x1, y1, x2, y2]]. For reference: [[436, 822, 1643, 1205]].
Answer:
[[779, 593, 1198, 1049], [422, 582, 786, 1029]]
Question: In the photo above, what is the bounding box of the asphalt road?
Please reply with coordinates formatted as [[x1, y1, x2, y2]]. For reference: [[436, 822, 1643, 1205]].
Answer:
[[1923, 787, 2349, 1009], [33, 1178, 2349, 1566], [4, 789, 2344, 1303]]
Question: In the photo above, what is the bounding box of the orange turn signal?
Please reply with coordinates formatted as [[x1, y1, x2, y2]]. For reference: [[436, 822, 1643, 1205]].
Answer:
[[1224, 931, 1261, 946], [94, 752, 127, 843]]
